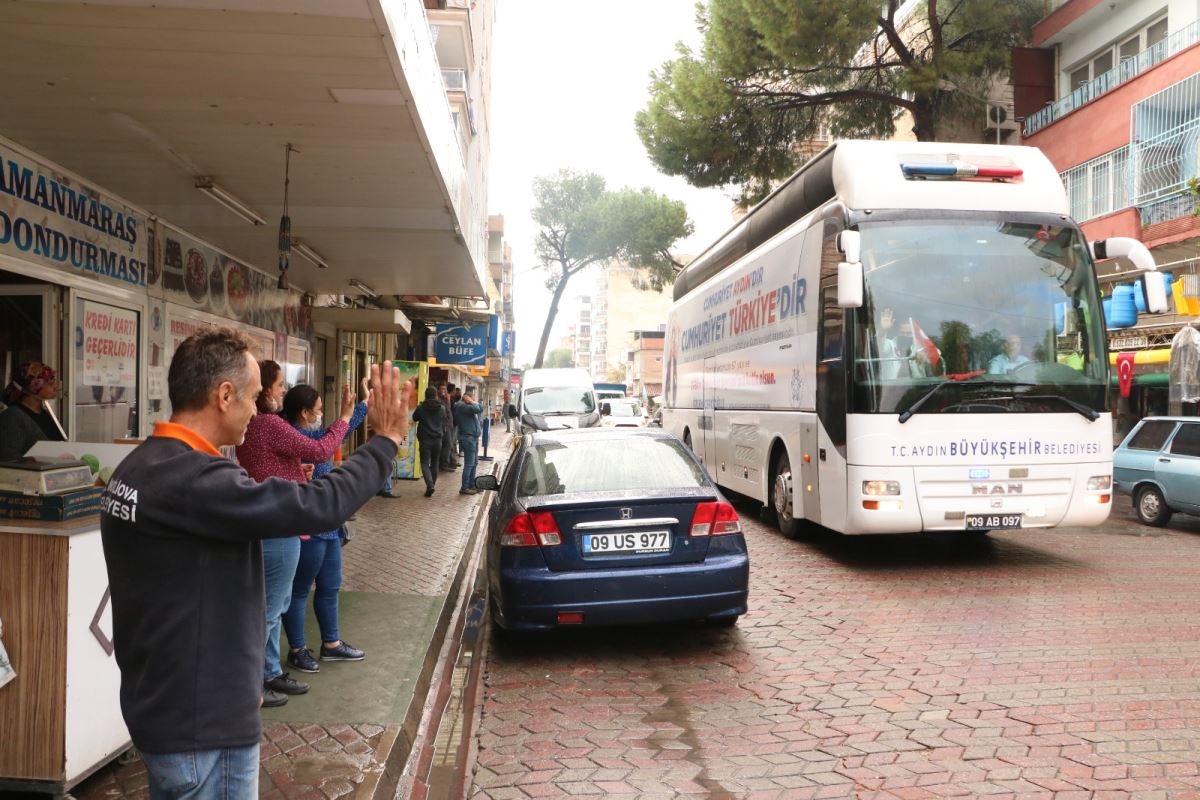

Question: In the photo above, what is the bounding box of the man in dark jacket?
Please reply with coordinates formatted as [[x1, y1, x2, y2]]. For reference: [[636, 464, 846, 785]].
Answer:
[[453, 386, 484, 495], [100, 328, 410, 799], [412, 386, 447, 497], [438, 381, 459, 471]]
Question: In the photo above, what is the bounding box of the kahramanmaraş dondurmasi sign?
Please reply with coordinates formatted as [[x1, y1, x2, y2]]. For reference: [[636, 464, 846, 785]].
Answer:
[[434, 322, 488, 366]]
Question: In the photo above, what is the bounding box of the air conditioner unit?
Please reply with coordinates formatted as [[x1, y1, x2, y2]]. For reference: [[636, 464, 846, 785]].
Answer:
[[441, 68, 468, 92]]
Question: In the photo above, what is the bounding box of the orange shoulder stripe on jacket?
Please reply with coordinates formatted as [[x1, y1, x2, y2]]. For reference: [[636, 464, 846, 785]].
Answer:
[[151, 421, 222, 456]]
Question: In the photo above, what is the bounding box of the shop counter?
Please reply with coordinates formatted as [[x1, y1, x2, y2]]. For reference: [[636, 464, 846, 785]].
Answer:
[[0, 516, 131, 794]]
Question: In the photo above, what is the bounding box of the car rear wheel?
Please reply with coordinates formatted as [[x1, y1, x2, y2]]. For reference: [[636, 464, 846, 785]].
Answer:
[[1135, 486, 1172, 527], [771, 451, 802, 539]]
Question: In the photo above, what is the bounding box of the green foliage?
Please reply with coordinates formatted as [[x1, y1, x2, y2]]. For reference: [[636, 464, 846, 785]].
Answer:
[[530, 170, 692, 366], [1188, 176, 1200, 216], [637, 0, 1042, 203], [543, 348, 574, 369]]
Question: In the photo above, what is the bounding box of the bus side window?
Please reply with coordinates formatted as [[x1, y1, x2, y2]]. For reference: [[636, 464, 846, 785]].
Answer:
[[817, 284, 847, 449], [821, 287, 843, 360]]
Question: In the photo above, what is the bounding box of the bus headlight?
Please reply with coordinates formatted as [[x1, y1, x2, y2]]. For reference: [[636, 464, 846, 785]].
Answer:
[[1086, 475, 1111, 491], [863, 480, 901, 496]]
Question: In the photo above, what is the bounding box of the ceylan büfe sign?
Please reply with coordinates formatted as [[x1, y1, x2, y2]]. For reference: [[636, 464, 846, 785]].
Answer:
[[434, 322, 488, 366]]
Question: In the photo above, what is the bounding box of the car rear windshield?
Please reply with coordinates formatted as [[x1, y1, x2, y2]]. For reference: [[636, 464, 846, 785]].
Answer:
[[1126, 420, 1176, 451], [517, 436, 707, 496]]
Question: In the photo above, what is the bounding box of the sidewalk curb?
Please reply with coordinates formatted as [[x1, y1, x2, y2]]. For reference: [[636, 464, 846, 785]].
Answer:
[[358, 463, 496, 800]]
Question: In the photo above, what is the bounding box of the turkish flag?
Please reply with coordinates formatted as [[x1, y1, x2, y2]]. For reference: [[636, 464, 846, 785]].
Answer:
[[909, 318, 941, 371], [1116, 351, 1135, 398]]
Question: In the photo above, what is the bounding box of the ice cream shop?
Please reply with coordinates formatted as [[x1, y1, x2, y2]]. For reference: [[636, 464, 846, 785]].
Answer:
[[0, 135, 316, 791]]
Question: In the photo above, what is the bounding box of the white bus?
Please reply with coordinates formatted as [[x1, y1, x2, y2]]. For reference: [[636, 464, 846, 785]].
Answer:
[[663, 140, 1168, 537]]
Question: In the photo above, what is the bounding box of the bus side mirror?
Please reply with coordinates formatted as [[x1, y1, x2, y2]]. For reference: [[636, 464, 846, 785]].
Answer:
[[837, 261, 864, 308], [837, 230, 861, 263]]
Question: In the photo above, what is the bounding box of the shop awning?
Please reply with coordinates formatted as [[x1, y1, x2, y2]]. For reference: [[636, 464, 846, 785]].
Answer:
[[0, 0, 485, 299], [310, 307, 411, 334]]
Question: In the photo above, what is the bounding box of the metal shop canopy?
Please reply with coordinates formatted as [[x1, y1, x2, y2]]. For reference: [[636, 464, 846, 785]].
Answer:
[[0, 0, 484, 298]]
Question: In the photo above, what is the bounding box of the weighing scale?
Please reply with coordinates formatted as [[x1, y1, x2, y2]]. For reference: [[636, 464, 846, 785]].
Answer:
[[0, 459, 96, 496]]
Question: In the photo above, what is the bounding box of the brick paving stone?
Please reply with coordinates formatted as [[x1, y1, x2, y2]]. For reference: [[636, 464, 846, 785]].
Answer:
[[469, 499, 1200, 798]]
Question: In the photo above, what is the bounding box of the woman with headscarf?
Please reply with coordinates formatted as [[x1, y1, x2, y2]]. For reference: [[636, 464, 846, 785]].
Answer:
[[235, 359, 355, 708], [0, 362, 65, 461]]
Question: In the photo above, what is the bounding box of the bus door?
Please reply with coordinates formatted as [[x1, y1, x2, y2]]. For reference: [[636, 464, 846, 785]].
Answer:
[[700, 356, 717, 468], [816, 283, 848, 532]]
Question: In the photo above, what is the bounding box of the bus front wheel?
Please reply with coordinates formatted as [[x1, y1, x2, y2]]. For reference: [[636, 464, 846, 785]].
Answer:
[[771, 452, 802, 539]]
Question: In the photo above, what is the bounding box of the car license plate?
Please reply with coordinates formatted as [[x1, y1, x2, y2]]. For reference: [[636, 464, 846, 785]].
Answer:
[[965, 514, 1022, 530], [582, 530, 671, 554]]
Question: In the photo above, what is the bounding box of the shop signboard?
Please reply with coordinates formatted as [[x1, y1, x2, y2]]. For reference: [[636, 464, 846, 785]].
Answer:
[[433, 322, 488, 366], [0, 140, 148, 289], [146, 222, 313, 341]]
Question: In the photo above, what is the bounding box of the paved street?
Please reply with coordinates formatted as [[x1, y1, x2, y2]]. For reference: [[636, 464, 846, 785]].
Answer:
[[469, 500, 1200, 799]]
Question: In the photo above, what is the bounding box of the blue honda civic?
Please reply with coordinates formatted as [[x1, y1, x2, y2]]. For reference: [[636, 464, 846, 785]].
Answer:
[[476, 428, 750, 632]]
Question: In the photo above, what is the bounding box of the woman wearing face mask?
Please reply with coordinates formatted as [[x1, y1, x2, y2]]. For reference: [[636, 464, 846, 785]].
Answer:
[[236, 360, 356, 707], [280, 382, 369, 673], [0, 362, 66, 461]]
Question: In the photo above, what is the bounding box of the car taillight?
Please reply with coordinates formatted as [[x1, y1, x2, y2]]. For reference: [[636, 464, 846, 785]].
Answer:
[[690, 501, 741, 536], [500, 511, 562, 546]]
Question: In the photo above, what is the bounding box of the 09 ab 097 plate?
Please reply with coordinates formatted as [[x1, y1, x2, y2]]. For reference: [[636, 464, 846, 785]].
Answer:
[[583, 531, 671, 554], [965, 513, 1022, 531]]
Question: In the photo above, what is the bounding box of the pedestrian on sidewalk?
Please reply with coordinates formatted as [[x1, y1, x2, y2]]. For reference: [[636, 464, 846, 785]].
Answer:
[[237, 361, 358, 707], [454, 386, 483, 495], [100, 328, 410, 800], [451, 385, 464, 455], [438, 381, 459, 471], [412, 386, 447, 497], [281, 383, 369, 675]]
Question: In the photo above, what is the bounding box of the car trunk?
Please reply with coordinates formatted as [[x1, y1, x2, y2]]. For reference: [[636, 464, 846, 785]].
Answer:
[[523, 489, 719, 572]]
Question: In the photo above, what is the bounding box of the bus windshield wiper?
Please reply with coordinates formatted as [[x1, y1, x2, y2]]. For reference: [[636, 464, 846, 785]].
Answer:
[[897, 379, 1032, 423], [1021, 394, 1100, 421]]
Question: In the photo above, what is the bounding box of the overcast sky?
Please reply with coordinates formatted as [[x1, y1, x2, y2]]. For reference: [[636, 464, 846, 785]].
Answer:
[[488, 0, 736, 366]]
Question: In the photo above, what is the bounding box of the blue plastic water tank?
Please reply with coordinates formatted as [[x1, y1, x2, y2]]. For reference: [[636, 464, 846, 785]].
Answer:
[[1109, 285, 1137, 328]]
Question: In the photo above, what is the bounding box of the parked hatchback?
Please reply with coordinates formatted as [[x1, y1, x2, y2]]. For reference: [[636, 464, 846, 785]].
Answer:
[[1114, 416, 1200, 526], [478, 428, 749, 631]]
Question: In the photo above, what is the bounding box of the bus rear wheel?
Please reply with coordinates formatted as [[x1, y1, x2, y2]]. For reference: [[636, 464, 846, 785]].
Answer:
[[771, 451, 802, 539]]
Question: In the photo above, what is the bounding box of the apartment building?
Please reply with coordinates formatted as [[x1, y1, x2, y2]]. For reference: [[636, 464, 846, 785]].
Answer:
[[573, 296, 593, 373], [589, 264, 674, 381], [1017, 0, 1200, 423], [624, 329, 666, 402]]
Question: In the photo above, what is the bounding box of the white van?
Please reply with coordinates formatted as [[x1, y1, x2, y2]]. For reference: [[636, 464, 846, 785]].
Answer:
[[508, 368, 600, 435]]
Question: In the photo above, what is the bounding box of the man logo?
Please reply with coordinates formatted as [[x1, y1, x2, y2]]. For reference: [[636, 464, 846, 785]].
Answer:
[[619, 508, 633, 520], [972, 483, 1023, 496]]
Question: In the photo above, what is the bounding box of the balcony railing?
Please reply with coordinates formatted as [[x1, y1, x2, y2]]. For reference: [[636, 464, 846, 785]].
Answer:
[[1131, 75, 1200, 206], [1060, 145, 1131, 222], [1024, 18, 1200, 136]]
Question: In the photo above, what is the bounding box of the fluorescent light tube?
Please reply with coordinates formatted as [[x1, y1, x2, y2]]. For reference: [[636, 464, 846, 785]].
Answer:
[[194, 178, 266, 226]]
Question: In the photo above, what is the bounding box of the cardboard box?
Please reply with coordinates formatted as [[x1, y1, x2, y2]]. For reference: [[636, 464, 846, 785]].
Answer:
[[0, 487, 104, 520]]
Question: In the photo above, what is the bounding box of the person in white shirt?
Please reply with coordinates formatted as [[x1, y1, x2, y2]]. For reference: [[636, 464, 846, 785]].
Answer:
[[988, 335, 1032, 374]]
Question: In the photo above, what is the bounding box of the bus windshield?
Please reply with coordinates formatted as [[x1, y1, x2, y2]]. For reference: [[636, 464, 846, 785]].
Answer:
[[851, 217, 1108, 417]]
